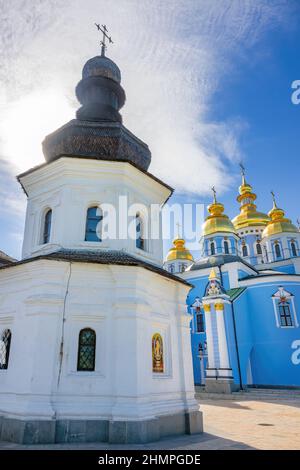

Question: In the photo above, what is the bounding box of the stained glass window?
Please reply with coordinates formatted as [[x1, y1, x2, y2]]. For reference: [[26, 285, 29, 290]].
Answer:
[[85, 207, 102, 242], [77, 328, 96, 371], [0, 329, 12, 370]]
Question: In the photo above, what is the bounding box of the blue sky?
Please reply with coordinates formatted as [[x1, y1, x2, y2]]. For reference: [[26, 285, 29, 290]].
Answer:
[[0, 1, 299, 259]]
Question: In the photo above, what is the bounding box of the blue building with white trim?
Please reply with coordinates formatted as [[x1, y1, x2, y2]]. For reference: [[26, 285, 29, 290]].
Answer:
[[164, 171, 300, 392]]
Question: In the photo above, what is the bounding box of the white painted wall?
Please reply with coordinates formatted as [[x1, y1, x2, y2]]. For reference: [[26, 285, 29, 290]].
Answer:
[[0, 259, 198, 421], [19, 158, 171, 267]]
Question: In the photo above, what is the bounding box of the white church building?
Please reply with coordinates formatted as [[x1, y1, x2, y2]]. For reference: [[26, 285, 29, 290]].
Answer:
[[0, 47, 202, 444]]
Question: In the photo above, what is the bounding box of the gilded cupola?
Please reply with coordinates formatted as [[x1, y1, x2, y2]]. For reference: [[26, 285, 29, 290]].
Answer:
[[202, 187, 236, 236], [165, 237, 194, 262], [262, 192, 298, 238], [232, 166, 270, 230]]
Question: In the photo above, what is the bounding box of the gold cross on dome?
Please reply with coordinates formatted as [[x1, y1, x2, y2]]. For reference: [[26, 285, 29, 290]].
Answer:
[[176, 221, 182, 238], [211, 186, 217, 203]]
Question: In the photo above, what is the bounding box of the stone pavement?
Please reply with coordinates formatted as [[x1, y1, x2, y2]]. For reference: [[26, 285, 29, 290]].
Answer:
[[0, 395, 299, 450]]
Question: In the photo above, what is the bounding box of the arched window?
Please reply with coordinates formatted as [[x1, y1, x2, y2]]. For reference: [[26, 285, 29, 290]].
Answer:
[[224, 240, 229, 254], [85, 206, 103, 242], [43, 209, 52, 244], [168, 263, 175, 274], [210, 241, 215, 255], [274, 242, 281, 259], [152, 333, 164, 373], [0, 329, 12, 370], [278, 302, 293, 327], [256, 242, 262, 255], [242, 245, 248, 257], [291, 241, 297, 257], [136, 214, 145, 250], [77, 328, 96, 371], [180, 263, 187, 272]]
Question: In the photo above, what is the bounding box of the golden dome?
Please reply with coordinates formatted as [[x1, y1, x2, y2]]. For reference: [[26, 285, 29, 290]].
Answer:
[[262, 193, 298, 238], [166, 237, 194, 262], [232, 168, 270, 230], [202, 188, 236, 236]]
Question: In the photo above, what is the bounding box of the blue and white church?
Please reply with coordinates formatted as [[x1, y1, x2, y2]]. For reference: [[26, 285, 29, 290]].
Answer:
[[165, 172, 300, 393]]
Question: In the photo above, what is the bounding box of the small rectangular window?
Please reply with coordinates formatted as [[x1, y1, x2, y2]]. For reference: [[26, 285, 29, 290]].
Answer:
[[279, 304, 293, 327], [196, 313, 205, 333]]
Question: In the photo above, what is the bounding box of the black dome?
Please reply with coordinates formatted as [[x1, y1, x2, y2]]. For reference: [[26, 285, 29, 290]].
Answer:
[[82, 55, 121, 83]]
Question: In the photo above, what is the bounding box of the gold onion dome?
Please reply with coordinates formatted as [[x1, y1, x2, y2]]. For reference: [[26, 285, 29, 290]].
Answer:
[[232, 168, 270, 230], [166, 237, 194, 262], [202, 188, 236, 236], [262, 192, 298, 238]]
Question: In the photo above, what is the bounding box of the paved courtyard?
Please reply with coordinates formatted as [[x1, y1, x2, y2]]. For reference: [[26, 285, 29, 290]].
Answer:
[[0, 395, 300, 450]]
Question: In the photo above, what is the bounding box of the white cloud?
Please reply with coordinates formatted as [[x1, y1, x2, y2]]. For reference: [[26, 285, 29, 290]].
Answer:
[[0, 0, 294, 196]]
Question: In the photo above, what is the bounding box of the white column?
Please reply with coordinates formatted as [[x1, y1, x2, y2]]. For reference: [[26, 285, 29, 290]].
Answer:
[[215, 302, 231, 371], [203, 303, 216, 374]]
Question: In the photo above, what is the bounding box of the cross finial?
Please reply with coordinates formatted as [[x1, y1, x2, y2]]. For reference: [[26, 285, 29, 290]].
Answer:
[[211, 186, 217, 204], [271, 190, 277, 208], [95, 23, 114, 56], [176, 221, 182, 238], [239, 162, 246, 184]]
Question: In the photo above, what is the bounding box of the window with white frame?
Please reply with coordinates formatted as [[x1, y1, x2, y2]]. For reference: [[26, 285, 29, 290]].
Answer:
[[272, 287, 299, 328], [210, 240, 216, 255], [85, 206, 103, 242], [168, 263, 175, 273], [136, 213, 145, 250], [274, 241, 282, 259], [42, 209, 52, 244], [242, 244, 248, 257], [223, 240, 230, 254], [291, 240, 297, 257]]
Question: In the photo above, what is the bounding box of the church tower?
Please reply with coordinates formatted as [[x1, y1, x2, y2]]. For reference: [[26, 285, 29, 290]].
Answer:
[[0, 31, 202, 444], [262, 192, 300, 263], [200, 188, 238, 258], [164, 233, 194, 274], [232, 167, 270, 265]]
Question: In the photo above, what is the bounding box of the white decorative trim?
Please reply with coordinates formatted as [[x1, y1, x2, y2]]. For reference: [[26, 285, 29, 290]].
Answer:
[[272, 286, 298, 328]]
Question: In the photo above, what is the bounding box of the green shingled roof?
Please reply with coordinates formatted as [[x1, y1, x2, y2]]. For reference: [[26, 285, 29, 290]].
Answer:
[[226, 287, 247, 301]]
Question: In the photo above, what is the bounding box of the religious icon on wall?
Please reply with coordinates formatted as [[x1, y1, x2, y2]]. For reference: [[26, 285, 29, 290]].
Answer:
[[152, 333, 164, 373]]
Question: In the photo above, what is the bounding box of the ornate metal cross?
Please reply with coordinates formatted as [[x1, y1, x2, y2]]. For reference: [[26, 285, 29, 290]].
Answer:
[[239, 162, 245, 177], [211, 186, 217, 203], [95, 23, 113, 56], [176, 221, 182, 238], [271, 190, 276, 205]]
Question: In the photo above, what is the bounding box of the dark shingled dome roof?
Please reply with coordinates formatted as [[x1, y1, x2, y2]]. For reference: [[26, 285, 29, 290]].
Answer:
[[42, 53, 152, 172], [82, 56, 121, 83]]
